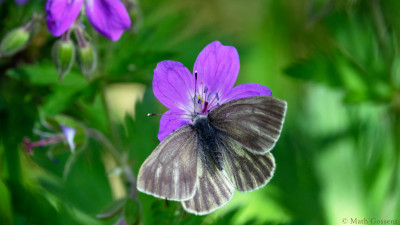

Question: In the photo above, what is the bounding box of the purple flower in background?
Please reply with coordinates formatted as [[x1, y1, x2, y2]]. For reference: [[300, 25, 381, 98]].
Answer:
[[60, 125, 77, 153], [23, 124, 77, 155], [0, 0, 28, 5], [153, 41, 272, 141], [46, 0, 131, 41], [15, 0, 29, 5]]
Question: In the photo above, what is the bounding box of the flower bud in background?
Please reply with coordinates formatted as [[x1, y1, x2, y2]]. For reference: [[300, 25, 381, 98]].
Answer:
[[0, 26, 31, 57], [52, 34, 75, 80], [77, 43, 97, 78], [75, 28, 97, 78]]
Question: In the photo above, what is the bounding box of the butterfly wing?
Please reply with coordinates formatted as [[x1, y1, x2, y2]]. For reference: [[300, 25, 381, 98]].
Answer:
[[209, 96, 287, 155], [182, 157, 234, 215], [137, 125, 199, 201], [218, 135, 276, 192]]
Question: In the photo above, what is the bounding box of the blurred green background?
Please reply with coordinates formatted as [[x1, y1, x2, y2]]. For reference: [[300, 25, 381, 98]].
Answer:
[[1, 0, 400, 224]]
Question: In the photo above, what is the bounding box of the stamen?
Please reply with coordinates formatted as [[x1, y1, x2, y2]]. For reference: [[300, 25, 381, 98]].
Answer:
[[193, 71, 198, 114], [204, 86, 208, 93], [202, 102, 209, 114]]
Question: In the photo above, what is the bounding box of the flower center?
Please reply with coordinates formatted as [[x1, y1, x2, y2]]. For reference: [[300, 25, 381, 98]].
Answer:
[[193, 86, 220, 116], [191, 72, 221, 118]]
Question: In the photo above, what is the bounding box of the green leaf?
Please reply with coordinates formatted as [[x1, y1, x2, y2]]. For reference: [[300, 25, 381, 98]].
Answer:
[[0, 180, 12, 224], [6, 62, 89, 115], [6, 61, 86, 86], [124, 198, 141, 225], [284, 54, 343, 87]]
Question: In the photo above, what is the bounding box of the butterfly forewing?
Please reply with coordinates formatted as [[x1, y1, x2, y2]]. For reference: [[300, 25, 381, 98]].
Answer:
[[137, 125, 199, 201], [182, 157, 234, 215], [209, 96, 287, 154], [218, 135, 276, 192]]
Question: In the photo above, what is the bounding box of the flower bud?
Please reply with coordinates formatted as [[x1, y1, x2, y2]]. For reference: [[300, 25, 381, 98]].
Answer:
[[76, 43, 97, 78], [52, 39, 75, 79], [0, 27, 30, 57]]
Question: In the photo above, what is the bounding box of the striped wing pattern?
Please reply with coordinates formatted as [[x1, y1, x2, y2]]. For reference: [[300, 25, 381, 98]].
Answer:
[[137, 125, 199, 201], [209, 96, 287, 154], [219, 135, 276, 192], [181, 157, 234, 215], [138, 96, 287, 215]]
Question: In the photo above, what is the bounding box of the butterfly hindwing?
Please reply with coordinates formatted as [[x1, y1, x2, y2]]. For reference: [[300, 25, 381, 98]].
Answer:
[[209, 96, 287, 154], [218, 135, 276, 192], [137, 125, 199, 201], [182, 157, 234, 215]]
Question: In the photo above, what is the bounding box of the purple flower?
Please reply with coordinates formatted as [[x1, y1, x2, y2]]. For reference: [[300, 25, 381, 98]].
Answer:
[[46, 0, 131, 41], [23, 124, 77, 155], [153, 41, 272, 141]]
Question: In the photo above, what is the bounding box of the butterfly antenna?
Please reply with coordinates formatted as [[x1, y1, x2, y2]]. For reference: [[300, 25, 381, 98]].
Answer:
[[147, 113, 163, 116], [147, 113, 191, 117]]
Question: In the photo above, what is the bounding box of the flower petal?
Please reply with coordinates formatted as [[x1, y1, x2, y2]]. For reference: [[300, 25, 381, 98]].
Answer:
[[153, 60, 195, 111], [85, 0, 131, 41], [193, 41, 240, 101], [221, 83, 272, 103], [60, 125, 76, 153], [158, 109, 191, 141], [46, 0, 83, 37]]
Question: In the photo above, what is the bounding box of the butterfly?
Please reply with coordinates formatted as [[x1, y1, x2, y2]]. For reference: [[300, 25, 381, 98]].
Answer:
[[137, 95, 287, 215]]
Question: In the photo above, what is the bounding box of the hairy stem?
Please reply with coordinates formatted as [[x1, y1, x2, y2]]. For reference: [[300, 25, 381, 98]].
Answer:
[[86, 128, 137, 196], [371, 0, 391, 66]]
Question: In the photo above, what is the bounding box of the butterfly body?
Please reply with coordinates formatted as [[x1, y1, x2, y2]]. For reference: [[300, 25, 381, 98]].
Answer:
[[193, 116, 224, 171]]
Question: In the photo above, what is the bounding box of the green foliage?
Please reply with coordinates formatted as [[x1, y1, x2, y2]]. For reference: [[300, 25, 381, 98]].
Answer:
[[1, 0, 400, 225]]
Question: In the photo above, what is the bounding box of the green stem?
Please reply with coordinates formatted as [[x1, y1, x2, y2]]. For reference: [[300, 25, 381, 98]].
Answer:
[[3, 141, 21, 184], [74, 27, 87, 48], [371, 0, 391, 66], [92, 85, 137, 199], [391, 110, 400, 193], [307, 0, 335, 27], [86, 128, 137, 199]]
